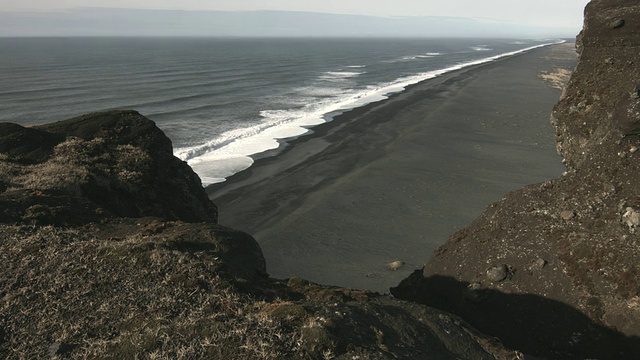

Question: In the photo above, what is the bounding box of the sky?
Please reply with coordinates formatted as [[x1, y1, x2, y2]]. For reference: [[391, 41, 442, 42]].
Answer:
[[1, 0, 590, 37]]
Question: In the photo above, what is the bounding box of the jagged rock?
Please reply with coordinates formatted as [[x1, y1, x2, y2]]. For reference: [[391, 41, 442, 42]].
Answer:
[[553, 1, 640, 169], [393, 1, 640, 359]]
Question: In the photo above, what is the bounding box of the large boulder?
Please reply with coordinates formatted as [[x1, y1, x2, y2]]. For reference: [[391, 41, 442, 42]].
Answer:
[[392, 1, 640, 359]]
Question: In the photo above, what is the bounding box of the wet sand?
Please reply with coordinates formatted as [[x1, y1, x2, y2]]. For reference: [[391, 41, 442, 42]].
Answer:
[[207, 44, 578, 294]]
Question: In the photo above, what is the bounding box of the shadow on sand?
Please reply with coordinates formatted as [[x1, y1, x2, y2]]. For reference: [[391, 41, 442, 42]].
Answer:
[[391, 272, 640, 359]]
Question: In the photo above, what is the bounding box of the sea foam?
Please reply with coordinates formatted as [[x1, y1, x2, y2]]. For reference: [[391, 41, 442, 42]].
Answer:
[[319, 71, 365, 81], [175, 41, 563, 186]]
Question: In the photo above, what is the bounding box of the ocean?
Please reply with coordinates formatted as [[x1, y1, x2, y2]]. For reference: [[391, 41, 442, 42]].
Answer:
[[0, 37, 561, 184]]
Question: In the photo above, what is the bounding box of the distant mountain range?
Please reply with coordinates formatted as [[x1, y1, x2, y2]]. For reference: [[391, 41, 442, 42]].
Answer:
[[1, 8, 577, 38]]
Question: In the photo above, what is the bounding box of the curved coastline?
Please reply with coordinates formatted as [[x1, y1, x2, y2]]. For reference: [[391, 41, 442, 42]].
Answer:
[[207, 43, 578, 293], [206, 42, 563, 196], [194, 41, 563, 186]]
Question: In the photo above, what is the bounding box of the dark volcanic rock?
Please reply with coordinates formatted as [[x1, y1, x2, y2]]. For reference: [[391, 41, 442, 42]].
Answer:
[[393, 1, 640, 359], [554, 0, 640, 170], [0, 110, 217, 224], [37, 110, 173, 156], [0, 123, 63, 164], [486, 264, 508, 282]]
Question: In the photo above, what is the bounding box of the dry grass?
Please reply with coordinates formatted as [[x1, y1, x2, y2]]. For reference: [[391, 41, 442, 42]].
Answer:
[[0, 135, 310, 358], [0, 222, 520, 359], [0, 225, 303, 359], [4, 137, 152, 197]]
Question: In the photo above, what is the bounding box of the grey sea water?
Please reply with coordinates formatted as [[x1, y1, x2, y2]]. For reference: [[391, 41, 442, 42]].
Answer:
[[0, 37, 558, 183]]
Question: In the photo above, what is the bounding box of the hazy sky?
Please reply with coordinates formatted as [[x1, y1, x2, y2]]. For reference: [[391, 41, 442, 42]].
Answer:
[[0, 0, 588, 37], [2, 0, 589, 29]]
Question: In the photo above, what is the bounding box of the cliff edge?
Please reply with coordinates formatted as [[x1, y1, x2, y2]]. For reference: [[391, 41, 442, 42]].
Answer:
[[0, 111, 516, 358], [393, 1, 640, 358]]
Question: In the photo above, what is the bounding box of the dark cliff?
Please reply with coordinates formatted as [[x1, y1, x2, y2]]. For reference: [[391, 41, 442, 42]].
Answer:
[[0, 111, 517, 358], [393, 1, 640, 358], [0, 110, 218, 225]]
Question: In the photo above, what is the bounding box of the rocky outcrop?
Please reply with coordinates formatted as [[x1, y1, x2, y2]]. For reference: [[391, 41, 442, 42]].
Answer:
[[554, 0, 640, 170], [0, 111, 517, 358], [393, 1, 640, 358], [0, 110, 217, 224]]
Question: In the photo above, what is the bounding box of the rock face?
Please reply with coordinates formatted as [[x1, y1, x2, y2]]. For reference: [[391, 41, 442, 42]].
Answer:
[[393, 1, 640, 358], [0, 111, 518, 358], [554, 0, 640, 170], [0, 110, 217, 224]]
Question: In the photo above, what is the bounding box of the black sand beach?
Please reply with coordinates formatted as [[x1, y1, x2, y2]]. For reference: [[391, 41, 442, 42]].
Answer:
[[208, 44, 578, 293]]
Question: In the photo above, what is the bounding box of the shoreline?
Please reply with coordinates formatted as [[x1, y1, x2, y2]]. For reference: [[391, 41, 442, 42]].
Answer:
[[206, 45, 550, 197], [207, 44, 577, 293], [202, 41, 561, 187]]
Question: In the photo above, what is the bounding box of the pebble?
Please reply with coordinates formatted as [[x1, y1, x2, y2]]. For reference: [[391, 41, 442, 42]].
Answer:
[[533, 258, 548, 270], [486, 264, 508, 282], [560, 210, 576, 220]]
